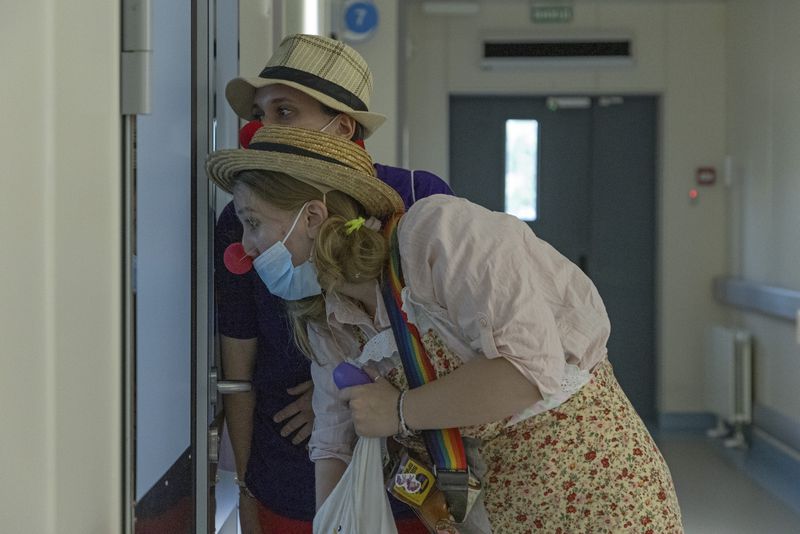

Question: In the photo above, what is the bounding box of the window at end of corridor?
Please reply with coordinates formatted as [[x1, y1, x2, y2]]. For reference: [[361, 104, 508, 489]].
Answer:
[[505, 119, 539, 221]]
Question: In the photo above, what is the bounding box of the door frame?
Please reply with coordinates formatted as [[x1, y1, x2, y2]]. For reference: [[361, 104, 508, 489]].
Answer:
[[193, 0, 213, 530]]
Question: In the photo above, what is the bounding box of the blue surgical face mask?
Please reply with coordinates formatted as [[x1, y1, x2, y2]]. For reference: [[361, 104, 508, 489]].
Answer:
[[252, 202, 322, 300]]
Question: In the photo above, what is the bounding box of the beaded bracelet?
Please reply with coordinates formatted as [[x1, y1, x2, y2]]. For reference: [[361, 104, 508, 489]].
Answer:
[[396, 390, 417, 438]]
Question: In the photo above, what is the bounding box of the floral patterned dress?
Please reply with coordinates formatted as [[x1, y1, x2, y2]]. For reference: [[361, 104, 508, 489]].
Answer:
[[384, 329, 683, 534]]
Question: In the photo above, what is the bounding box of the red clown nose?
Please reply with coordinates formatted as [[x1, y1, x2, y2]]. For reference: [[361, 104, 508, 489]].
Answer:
[[239, 119, 367, 150], [239, 119, 263, 148], [223, 242, 253, 275]]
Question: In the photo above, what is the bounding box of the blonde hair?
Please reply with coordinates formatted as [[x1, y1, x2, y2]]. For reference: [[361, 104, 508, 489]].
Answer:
[[232, 170, 388, 359]]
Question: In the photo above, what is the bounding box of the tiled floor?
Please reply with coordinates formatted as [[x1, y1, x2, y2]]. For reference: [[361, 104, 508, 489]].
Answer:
[[657, 433, 800, 534]]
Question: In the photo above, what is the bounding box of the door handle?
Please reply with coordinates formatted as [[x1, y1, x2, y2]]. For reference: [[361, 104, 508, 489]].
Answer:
[[209, 368, 252, 407], [217, 380, 252, 394]]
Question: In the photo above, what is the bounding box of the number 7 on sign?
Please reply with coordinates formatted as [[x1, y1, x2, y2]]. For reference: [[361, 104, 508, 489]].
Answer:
[[354, 8, 367, 26], [343, 1, 378, 41]]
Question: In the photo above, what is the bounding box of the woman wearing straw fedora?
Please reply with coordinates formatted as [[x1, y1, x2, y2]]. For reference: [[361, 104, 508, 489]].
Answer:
[[206, 124, 683, 534], [216, 34, 450, 533]]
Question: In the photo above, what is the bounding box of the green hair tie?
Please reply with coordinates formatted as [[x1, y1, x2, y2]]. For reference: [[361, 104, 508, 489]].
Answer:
[[344, 216, 366, 235]]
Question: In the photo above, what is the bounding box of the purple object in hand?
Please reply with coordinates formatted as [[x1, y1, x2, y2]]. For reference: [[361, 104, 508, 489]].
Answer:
[[333, 362, 372, 389]]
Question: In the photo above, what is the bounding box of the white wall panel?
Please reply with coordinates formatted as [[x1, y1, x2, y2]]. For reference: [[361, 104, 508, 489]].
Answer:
[[1, 0, 122, 532], [657, 2, 728, 413], [727, 0, 800, 426]]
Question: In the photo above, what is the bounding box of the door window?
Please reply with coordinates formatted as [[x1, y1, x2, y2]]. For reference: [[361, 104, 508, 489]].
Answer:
[[505, 119, 539, 221]]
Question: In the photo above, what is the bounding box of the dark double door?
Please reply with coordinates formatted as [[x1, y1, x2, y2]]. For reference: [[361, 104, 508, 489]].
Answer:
[[450, 95, 658, 421]]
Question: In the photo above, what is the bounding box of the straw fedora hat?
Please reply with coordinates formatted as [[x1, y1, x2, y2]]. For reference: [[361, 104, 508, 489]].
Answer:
[[226, 34, 386, 138], [206, 124, 404, 218]]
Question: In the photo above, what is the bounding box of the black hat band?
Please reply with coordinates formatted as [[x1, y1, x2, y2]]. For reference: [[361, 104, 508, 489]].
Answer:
[[247, 141, 358, 171], [259, 66, 369, 112]]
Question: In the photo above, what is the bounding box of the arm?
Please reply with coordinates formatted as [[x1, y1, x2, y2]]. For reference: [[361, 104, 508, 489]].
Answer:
[[220, 336, 262, 533], [220, 335, 257, 480], [344, 356, 541, 437], [306, 330, 359, 508], [404, 356, 540, 430], [315, 457, 348, 510]]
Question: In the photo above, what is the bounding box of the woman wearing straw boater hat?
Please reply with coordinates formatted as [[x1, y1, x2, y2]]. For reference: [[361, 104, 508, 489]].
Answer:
[[215, 34, 451, 533], [206, 125, 683, 534]]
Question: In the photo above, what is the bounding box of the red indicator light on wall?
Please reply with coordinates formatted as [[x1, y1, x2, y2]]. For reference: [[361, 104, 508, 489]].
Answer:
[[696, 167, 716, 185], [689, 188, 699, 202]]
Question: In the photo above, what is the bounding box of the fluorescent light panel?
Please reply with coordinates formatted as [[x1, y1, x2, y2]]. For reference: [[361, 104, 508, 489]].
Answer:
[[303, 0, 319, 34]]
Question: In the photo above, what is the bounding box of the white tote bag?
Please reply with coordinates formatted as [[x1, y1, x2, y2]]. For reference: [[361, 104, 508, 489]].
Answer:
[[313, 437, 398, 534]]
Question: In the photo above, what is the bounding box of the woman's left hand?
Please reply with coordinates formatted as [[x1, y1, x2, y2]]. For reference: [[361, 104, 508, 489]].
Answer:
[[340, 368, 400, 437]]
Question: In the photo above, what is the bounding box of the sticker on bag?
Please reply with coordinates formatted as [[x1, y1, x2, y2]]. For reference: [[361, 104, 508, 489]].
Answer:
[[386, 452, 436, 507]]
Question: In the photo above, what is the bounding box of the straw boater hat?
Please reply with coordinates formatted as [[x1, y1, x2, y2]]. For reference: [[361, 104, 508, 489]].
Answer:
[[226, 34, 386, 138], [206, 124, 404, 218]]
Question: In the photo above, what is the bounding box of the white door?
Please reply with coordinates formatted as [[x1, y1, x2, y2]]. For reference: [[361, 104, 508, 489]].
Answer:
[[122, 0, 218, 531]]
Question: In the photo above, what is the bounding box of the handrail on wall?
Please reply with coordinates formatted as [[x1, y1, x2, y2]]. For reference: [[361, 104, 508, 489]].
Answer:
[[713, 276, 800, 321]]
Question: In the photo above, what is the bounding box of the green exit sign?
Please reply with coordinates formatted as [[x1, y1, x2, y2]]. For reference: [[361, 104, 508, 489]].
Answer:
[[531, 4, 574, 23]]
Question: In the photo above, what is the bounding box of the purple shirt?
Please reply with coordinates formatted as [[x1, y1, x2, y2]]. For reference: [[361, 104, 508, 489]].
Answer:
[[214, 164, 452, 520]]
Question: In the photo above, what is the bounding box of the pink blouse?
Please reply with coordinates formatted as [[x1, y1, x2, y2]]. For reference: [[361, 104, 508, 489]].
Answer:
[[307, 195, 611, 464]]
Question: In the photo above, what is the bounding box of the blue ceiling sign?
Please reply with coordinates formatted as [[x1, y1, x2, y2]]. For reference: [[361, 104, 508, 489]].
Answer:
[[342, 1, 379, 43]]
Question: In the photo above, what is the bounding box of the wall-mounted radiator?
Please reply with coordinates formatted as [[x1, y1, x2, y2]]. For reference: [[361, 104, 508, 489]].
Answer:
[[704, 325, 753, 448]]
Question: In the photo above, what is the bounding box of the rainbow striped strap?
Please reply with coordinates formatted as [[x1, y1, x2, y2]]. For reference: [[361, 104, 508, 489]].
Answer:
[[381, 214, 469, 475]]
